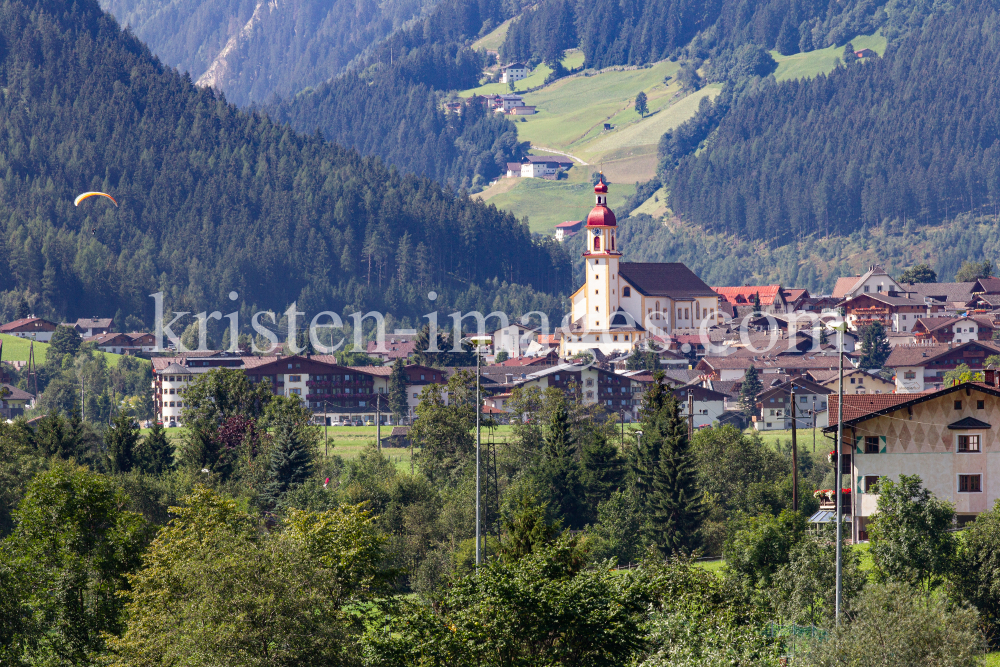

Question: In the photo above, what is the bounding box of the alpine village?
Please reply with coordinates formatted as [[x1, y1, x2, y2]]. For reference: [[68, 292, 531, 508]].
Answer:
[[4, 0, 1000, 664]]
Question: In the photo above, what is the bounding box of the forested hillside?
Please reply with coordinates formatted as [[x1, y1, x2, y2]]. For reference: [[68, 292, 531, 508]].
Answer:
[[665, 0, 1000, 242], [0, 0, 570, 327], [501, 0, 920, 68], [99, 0, 441, 105], [270, 43, 526, 187]]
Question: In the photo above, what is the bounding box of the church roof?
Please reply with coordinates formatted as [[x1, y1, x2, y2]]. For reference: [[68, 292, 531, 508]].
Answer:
[[618, 263, 717, 299]]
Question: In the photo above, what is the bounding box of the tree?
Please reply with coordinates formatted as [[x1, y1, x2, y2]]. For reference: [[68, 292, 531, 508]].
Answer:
[[139, 420, 174, 475], [724, 510, 805, 588], [898, 263, 937, 283], [533, 397, 587, 528], [48, 325, 81, 358], [580, 431, 625, 511], [774, 533, 866, 626], [500, 494, 561, 562], [739, 365, 763, 420], [15, 298, 29, 320], [842, 42, 858, 64], [106, 488, 387, 666], [634, 90, 648, 117], [798, 583, 984, 667], [751, 291, 761, 315], [494, 349, 509, 363], [409, 372, 476, 486], [952, 500, 1000, 640], [956, 259, 994, 282], [388, 358, 409, 424], [1, 462, 147, 663], [106, 410, 141, 473], [867, 474, 955, 590], [944, 363, 982, 385], [630, 371, 671, 505], [585, 490, 644, 566], [262, 417, 317, 509], [858, 322, 891, 370], [647, 394, 704, 554]]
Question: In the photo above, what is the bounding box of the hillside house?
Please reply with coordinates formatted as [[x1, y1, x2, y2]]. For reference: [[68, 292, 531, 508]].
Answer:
[[520, 155, 573, 178], [809, 368, 896, 395], [901, 281, 978, 311], [837, 293, 936, 332], [501, 63, 528, 84], [0, 383, 34, 419], [555, 220, 583, 241], [491, 323, 537, 358], [827, 378, 1000, 540], [70, 317, 114, 337], [854, 48, 877, 58], [674, 385, 728, 428], [0, 317, 58, 342], [366, 335, 415, 362], [911, 316, 995, 344], [84, 332, 156, 355]]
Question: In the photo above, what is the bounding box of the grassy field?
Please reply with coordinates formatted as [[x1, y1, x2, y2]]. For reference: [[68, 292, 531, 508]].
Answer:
[[477, 171, 635, 232], [0, 332, 141, 367], [771, 32, 887, 82], [471, 17, 514, 52]]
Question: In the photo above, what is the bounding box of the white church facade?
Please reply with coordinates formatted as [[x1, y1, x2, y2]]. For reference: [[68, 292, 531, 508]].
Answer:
[[559, 179, 721, 358]]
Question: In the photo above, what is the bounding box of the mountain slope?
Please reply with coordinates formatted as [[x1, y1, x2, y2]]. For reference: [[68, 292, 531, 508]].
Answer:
[[666, 0, 1000, 242], [99, 0, 441, 105], [0, 0, 570, 325]]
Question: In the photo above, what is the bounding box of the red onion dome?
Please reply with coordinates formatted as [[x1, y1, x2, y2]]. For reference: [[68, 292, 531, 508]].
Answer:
[[594, 179, 608, 194], [586, 205, 617, 227]]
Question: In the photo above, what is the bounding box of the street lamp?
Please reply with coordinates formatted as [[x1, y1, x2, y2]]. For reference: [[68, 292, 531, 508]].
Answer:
[[462, 334, 492, 569], [831, 321, 849, 624]]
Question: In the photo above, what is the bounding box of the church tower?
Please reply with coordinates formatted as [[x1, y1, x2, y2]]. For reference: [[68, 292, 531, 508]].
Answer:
[[583, 176, 620, 331]]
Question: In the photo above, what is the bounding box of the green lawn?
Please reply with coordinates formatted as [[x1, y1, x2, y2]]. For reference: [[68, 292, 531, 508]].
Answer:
[[480, 175, 635, 233], [749, 428, 828, 455], [771, 32, 887, 82], [0, 332, 143, 367]]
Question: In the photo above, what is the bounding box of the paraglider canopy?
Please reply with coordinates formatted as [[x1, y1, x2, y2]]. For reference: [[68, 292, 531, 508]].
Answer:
[[74, 192, 118, 207]]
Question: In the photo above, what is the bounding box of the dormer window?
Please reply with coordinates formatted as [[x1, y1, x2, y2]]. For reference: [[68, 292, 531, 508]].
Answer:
[[623, 286, 631, 297]]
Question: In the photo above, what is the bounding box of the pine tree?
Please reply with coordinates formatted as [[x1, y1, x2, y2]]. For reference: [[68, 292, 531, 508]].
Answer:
[[581, 431, 625, 513], [634, 91, 648, 117], [544, 398, 576, 460], [532, 397, 586, 528], [107, 411, 140, 474], [859, 322, 892, 370], [630, 371, 670, 505], [262, 420, 315, 508], [739, 365, 763, 420], [647, 398, 704, 554], [388, 358, 408, 424], [141, 421, 174, 475]]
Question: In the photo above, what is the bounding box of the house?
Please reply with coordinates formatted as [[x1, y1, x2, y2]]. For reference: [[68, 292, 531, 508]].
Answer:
[[695, 354, 847, 382], [972, 277, 1000, 295], [507, 363, 643, 420], [366, 335, 415, 362], [754, 378, 831, 431], [910, 316, 995, 345], [798, 296, 842, 313], [965, 293, 1000, 312], [826, 377, 1000, 540], [492, 323, 537, 358], [560, 179, 721, 358], [70, 317, 114, 337], [837, 292, 936, 332], [854, 48, 877, 58], [673, 385, 728, 428], [885, 340, 1000, 393], [501, 63, 528, 84], [555, 220, 583, 241], [713, 285, 789, 316], [519, 155, 573, 179], [498, 94, 527, 112], [901, 281, 979, 311], [0, 317, 58, 342], [380, 426, 411, 449], [0, 383, 34, 420], [510, 105, 536, 115], [832, 264, 904, 300], [781, 288, 811, 312], [83, 332, 156, 355], [808, 368, 896, 395], [443, 102, 463, 114]]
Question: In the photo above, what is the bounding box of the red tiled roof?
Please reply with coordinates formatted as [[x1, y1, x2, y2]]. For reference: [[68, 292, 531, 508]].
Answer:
[[0, 317, 58, 332], [827, 394, 917, 426], [831, 276, 861, 299], [712, 285, 782, 306]]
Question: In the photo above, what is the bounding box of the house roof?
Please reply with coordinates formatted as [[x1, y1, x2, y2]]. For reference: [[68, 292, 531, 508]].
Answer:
[[902, 282, 978, 304], [76, 317, 113, 329], [826, 382, 1000, 429], [756, 377, 833, 399], [697, 355, 843, 372], [782, 288, 810, 303], [618, 263, 716, 299], [158, 362, 191, 374], [912, 316, 995, 334], [839, 293, 925, 307], [973, 277, 1000, 294], [555, 220, 583, 229], [671, 385, 729, 402], [0, 317, 57, 332], [948, 416, 992, 430], [712, 285, 782, 306], [832, 276, 863, 299], [884, 340, 1000, 367], [968, 294, 1000, 307], [1, 383, 34, 400]]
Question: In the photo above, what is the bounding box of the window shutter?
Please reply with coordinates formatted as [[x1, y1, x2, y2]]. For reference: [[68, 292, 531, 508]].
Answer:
[[879, 435, 887, 454], [855, 436, 864, 454]]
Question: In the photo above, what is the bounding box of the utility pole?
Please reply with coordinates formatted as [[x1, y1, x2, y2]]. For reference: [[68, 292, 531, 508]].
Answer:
[[790, 382, 798, 512], [28, 339, 38, 405], [835, 326, 846, 624], [376, 395, 381, 451], [475, 340, 482, 568], [323, 401, 330, 458], [687, 389, 694, 441], [812, 395, 817, 452]]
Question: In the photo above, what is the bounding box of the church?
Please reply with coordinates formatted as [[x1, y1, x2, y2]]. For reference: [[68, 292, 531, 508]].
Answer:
[[559, 179, 721, 358]]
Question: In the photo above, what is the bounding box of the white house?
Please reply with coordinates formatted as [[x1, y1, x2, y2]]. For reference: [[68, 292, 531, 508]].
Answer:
[[754, 378, 831, 431], [886, 340, 1000, 393], [829, 379, 1000, 540], [831, 264, 905, 300], [0, 317, 57, 342], [501, 63, 528, 84], [674, 385, 728, 428]]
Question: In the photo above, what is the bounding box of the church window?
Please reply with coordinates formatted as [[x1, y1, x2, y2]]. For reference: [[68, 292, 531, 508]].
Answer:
[[655, 301, 660, 311], [595, 306, 599, 312], [696, 303, 700, 319], [613, 335, 618, 341], [594, 236, 601, 251], [595, 290, 599, 294], [623, 287, 631, 297], [611, 234, 615, 250], [625, 335, 630, 340]]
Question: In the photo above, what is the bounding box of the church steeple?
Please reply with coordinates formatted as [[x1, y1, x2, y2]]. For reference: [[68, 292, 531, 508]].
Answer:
[[584, 175, 619, 256], [583, 176, 621, 331]]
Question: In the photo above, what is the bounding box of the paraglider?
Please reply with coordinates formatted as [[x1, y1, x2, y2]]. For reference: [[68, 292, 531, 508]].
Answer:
[[74, 192, 118, 207]]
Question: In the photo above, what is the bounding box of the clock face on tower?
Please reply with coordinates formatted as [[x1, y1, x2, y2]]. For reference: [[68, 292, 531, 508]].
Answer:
[[592, 229, 601, 237]]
